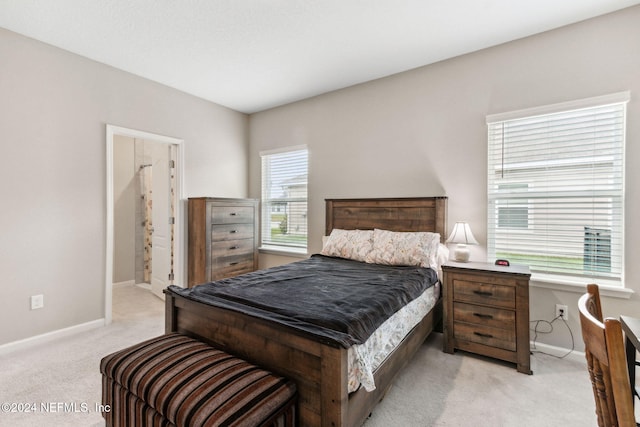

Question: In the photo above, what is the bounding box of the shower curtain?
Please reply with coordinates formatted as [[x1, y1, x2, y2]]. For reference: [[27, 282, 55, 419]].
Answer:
[[140, 165, 153, 283]]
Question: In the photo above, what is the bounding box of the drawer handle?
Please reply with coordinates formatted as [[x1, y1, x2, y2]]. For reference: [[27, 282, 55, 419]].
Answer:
[[473, 313, 494, 320], [230, 212, 238, 216], [229, 230, 238, 234], [474, 331, 494, 339], [229, 262, 239, 266], [473, 290, 493, 297], [230, 246, 239, 250]]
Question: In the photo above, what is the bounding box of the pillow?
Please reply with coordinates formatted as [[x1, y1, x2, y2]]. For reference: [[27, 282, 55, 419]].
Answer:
[[436, 243, 450, 268], [369, 229, 441, 269], [321, 229, 374, 262]]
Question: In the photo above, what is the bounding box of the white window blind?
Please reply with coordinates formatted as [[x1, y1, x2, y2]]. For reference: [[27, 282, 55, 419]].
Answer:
[[261, 147, 308, 251], [487, 93, 628, 285]]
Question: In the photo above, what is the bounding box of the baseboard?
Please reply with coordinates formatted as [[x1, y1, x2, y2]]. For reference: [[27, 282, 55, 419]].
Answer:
[[113, 280, 135, 288], [0, 318, 105, 356], [530, 341, 585, 362], [135, 282, 151, 290]]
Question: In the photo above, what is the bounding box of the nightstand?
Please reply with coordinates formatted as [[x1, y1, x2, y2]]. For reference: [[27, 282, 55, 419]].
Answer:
[[442, 261, 532, 374]]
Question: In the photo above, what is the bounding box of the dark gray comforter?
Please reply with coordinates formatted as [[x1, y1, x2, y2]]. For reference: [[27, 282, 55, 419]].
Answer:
[[168, 254, 438, 348]]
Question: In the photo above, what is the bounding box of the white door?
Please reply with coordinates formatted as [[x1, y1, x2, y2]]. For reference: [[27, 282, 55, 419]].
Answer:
[[150, 142, 171, 299]]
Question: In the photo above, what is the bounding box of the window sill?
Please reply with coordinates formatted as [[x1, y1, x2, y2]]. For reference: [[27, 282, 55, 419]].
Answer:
[[259, 245, 308, 259], [530, 273, 634, 299]]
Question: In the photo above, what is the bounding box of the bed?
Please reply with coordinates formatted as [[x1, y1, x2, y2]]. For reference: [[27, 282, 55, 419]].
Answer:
[[164, 196, 448, 427]]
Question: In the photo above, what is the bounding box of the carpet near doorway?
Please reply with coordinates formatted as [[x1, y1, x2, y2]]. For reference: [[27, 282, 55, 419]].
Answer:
[[0, 283, 603, 427]]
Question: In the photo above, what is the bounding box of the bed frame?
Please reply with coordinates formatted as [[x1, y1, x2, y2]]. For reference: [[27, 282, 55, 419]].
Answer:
[[165, 196, 447, 427]]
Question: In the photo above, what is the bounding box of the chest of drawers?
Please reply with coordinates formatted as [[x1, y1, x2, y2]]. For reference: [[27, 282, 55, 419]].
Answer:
[[188, 197, 259, 287], [442, 261, 531, 374]]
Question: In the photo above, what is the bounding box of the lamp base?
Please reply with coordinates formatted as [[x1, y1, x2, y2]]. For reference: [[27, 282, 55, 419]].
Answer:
[[453, 244, 471, 262]]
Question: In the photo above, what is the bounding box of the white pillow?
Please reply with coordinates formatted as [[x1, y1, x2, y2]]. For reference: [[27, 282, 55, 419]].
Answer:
[[436, 243, 450, 268], [320, 229, 374, 262], [369, 229, 441, 269]]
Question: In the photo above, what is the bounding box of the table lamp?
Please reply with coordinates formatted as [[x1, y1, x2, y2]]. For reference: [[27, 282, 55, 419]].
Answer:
[[445, 221, 478, 262]]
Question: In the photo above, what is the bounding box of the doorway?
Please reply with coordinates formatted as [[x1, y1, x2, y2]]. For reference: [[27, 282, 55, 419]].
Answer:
[[106, 125, 184, 325]]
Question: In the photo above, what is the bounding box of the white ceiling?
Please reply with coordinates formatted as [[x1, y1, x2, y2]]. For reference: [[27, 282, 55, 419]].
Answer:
[[1, 0, 639, 113]]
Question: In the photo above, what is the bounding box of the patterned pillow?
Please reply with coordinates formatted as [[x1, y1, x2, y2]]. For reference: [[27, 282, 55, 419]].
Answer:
[[321, 229, 374, 262], [369, 229, 441, 269]]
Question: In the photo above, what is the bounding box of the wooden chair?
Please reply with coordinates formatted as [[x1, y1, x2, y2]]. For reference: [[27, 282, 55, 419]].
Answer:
[[579, 284, 636, 427]]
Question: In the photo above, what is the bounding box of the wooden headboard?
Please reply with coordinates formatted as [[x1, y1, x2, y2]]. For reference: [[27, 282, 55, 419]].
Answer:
[[325, 197, 448, 242]]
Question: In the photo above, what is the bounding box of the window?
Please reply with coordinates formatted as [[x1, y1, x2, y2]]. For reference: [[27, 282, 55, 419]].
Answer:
[[260, 147, 308, 252], [487, 92, 628, 286], [497, 184, 529, 230]]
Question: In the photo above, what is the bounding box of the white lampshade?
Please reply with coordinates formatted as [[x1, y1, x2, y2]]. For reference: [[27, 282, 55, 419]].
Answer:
[[445, 222, 478, 262]]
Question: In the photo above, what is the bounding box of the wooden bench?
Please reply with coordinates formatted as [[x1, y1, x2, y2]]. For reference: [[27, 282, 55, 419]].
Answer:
[[100, 333, 297, 426]]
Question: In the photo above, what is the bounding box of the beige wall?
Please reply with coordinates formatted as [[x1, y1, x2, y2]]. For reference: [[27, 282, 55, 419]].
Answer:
[[249, 6, 640, 350], [113, 135, 136, 284], [0, 28, 249, 345], [2, 6, 638, 351]]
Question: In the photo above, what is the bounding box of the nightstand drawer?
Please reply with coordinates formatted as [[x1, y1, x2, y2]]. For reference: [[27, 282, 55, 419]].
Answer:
[[454, 321, 516, 352], [453, 279, 515, 309], [443, 261, 531, 374], [453, 302, 515, 330]]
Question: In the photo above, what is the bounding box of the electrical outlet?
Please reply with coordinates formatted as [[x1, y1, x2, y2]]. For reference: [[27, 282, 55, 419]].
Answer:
[[31, 294, 44, 310], [555, 304, 568, 321]]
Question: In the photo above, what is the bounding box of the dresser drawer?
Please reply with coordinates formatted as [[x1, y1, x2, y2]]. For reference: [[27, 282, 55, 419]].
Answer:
[[210, 206, 254, 224], [211, 238, 255, 258], [211, 253, 255, 280], [211, 223, 254, 241], [189, 198, 258, 287], [453, 302, 515, 330], [454, 321, 516, 352], [453, 279, 515, 309]]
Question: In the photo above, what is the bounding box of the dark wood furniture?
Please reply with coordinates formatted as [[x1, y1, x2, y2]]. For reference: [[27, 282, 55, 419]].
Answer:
[[324, 197, 447, 236], [166, 196, 447, 427], [442, 261, 532, 374], [187, 197, 259, 287], [579, 284, 636, 427], [620, 315, 640, 420]]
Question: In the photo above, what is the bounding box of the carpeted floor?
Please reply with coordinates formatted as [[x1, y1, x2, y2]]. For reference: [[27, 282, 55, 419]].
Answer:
[[364, 333, 598, 426], [0, 283, 619, 426], [0, 284, 165, 427]]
